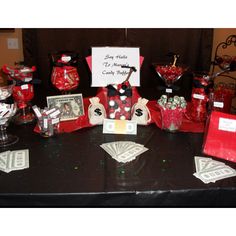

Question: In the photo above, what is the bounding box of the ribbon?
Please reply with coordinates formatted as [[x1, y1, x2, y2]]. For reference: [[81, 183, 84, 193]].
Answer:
[[107, 85, 132, 97]]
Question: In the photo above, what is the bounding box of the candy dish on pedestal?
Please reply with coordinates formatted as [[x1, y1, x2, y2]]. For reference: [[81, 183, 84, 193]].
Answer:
[[0, 84, 18, 147], [2, 64, 37, 125], [154, 54, 188, 97]]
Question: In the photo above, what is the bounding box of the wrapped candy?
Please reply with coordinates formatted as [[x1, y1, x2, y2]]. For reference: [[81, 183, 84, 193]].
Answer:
[[12, 84, 34, 109], [51, 53, 80, 92], [0, 84, 13, 100], [33, 105, 61, 137], [157, 95, 187, 132], [0, 103, 17, 125]]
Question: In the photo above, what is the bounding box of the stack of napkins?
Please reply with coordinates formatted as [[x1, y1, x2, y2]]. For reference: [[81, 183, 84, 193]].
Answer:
[[0, 149, 29, 173], [193, 156, 236, 184], [100, 141, 148, 163]]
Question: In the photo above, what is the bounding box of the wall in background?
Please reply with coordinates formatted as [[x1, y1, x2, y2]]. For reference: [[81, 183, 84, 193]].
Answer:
[[0, 28, 236, 68], [0, 28, 23, 67], [211, 28, 236, 59]]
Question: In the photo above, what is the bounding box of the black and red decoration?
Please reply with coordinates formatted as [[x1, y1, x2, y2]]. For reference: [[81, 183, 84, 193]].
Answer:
[[187, 72, 213, 122], [107, 66, 136, 120], [50, 52, 80, 93], [2, 63, 38, 124]]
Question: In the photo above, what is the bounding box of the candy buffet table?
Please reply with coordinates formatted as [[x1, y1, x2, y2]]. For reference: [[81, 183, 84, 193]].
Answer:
[[0, 123, 236, 207]]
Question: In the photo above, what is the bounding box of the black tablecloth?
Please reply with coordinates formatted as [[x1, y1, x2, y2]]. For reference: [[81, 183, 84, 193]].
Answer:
[[0, 123, 236, 207]]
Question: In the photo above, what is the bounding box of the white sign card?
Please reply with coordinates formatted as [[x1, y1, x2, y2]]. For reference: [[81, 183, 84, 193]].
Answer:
[[91, 47, 140, 87]]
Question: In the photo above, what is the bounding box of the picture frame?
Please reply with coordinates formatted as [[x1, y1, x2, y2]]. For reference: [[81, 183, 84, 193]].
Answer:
[[46, 94, 84, 121]]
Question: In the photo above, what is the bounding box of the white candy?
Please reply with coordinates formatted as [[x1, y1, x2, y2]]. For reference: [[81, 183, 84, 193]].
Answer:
[[119, 88, 125, 94], [109, 100, 115, 106], [124, 107, 130, 112], [115, 107, 121, 112], [109, 113, 115, 119], [120, 96, 127, 101], [120, 115, 126, 120]]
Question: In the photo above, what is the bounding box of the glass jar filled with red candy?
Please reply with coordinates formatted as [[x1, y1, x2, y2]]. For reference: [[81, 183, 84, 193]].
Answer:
[[187, 72, 213, 122], [154, 54, 188, 97], [211, 82, 235, 113], [50, 52, 80, 94], [1, 63, 37, 124]]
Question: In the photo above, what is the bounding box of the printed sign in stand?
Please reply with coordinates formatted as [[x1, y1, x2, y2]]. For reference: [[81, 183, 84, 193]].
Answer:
[[91, 47, 140, 87]]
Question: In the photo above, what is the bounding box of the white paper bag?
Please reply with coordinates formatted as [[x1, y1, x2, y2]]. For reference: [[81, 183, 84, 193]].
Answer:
[[131, 98, 151, 125], [88, 97, 106, 125]]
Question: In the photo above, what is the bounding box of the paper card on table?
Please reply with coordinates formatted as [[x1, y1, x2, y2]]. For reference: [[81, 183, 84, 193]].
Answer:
[[91, 47, 140, 87], [194, 156, 211, 173], [202, 159, 226, 171], [195, 166, 236, 184], [0, 151, 10, 172], [100, 141, 148, 163], [103, 118, 137, 135]]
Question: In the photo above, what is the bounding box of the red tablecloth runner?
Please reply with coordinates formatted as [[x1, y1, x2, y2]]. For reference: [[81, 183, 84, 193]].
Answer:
[[34, 89, 205, 134], [147, 100, 205, 133]]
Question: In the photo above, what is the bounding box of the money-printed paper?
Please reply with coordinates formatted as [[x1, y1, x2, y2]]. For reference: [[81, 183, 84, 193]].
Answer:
[[100, 141, 148, 163], [0, 149, 29, 173], [193, 156, 236, 184], [47, 94, 84, 121], [0, 151, 10, 172], [103, 119, 137, 135]]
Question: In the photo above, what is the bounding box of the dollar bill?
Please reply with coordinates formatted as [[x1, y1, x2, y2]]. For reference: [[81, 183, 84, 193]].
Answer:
[[194, 166, 236, 184], [0, 149, 29, 173], [100, 141, 148, 163], [0, 151, 10, 172], [103, 119, 137, 135], [193, 156, 236, 184]]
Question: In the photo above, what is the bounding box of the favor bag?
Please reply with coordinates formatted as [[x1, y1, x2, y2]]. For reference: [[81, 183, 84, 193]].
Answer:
[[203, 111, 236, 162], [88, 97, 106, 125], [131, 97, 151, 125]]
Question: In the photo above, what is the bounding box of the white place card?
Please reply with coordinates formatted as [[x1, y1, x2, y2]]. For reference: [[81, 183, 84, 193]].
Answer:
[[218, 117, 236, 132], [214, 101, 224, 108], [166, 88, 172, 93], [193, 94, 205, 100]]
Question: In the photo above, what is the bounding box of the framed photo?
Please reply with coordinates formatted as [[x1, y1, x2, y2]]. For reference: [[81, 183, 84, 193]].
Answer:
[[46, 94, 84, 121]]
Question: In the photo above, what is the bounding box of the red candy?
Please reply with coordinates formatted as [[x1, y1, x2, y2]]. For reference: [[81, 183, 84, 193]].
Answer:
[[2, 65, 36, 82], [159, 106, 185, 132], [51, 66, 79, 91], [156, 65, 183, 86], [12, 84, 34, 109], [187, 76, 211, 122], [212, 83, 235, 113], [189, 88, 208, 122], [108, 82, 132, 120]]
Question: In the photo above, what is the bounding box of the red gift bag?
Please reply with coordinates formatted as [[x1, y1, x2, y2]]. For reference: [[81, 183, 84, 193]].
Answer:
[[203, 111, 236, 162]]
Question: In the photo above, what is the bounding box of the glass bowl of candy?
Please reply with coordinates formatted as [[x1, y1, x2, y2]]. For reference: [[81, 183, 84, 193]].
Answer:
[[157, 95, 187, 132], [0, 84, 14, 101], [154, 63, 188, 88], [0, 102, 19, 147]]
